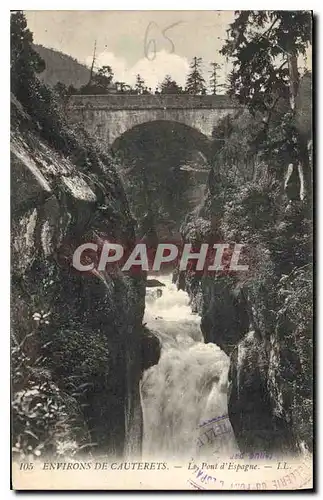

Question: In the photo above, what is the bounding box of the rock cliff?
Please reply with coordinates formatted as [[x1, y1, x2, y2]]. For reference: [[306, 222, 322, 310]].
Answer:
[[11, 94, 160, 458], [177, 174, 312, 455]]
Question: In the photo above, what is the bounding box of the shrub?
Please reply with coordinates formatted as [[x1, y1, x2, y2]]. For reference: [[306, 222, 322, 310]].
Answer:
[[12, 332, 89, 460]]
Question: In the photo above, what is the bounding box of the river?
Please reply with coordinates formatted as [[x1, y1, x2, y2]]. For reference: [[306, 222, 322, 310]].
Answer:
[[140, 274, 238, 459]]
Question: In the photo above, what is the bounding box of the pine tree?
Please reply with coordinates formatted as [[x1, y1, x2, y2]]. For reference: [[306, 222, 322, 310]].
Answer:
[[11, 11, 45, 102], [159, 75, 183, 94], [135, 74, 145, 94], [209, 62, 221, 95], [185, 57, 206, 95]]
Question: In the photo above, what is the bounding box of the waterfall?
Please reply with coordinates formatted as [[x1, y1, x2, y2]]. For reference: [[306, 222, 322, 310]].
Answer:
[[140, 274, 238, 459]]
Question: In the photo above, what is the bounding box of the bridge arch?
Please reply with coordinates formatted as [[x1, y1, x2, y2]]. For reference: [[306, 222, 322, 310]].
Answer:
[[111, 119, 213, 161], [110, 119, 213, 237]]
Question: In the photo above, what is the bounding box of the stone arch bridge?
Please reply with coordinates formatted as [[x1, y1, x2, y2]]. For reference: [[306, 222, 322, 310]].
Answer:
[[67, 94, 240, 157]]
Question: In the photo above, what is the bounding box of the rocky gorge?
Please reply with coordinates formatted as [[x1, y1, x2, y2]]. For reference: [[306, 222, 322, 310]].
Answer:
[[11, 11, 312, 465], [11, 89, 312, 461]]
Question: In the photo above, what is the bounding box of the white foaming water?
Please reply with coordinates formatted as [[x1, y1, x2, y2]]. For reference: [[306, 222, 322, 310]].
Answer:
[[140, 275, 238, 459]]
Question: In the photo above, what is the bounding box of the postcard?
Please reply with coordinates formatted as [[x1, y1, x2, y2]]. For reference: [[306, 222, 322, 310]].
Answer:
[[11, 10, 313, 490]]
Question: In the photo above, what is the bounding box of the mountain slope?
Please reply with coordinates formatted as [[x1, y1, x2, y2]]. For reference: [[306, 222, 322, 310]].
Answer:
[[33, 44, 91, 88]]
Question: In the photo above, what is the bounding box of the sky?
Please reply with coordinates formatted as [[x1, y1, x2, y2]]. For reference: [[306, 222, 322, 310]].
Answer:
[[25, 10, 236, 91], [25, 11, 312, 92]]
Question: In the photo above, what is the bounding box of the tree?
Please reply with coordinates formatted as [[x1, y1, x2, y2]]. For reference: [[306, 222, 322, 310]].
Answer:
[[67, 84, 77, 96], [221, 11, 311, 115], [185, 57, 206, 95], [11, 11, 45, 102], [209, 62, 221, 95], [10, 12, 80, 157], [79, 65, 114, 94], [135, 74, 145, 94], [53, 82, 78, 108], [142, 86, 153, 95], [93, 65, 113, 90], [88, 40, 97, 87], [221, 11, 312, 201], [159, 75, 183, 94], [53, 81, 68, 97], [115, 81, 128, 93]]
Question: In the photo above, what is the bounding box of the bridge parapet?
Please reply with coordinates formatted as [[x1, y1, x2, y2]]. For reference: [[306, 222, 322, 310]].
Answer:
[[68, 94, 240, 110]]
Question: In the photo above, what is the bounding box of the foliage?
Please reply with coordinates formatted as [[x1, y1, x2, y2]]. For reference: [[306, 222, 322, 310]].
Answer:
[[135, 74, 145, 94], [211, 111, 261, 180], [94, 65, 114, 88], [42, 327, 111, 384], [114, 81, 133, 94], [180, 216, 212, 246], [209, 62, 221, 95], [11, 12, 75, 153], [204, 73, 312, 449], [277, 265, 313, 360], [159, 75, 183, 94], [276, 264, 313, 450], [221, 11, 312, 114], [79, 65, 114, 94], [221, 179, 282, 243], [12, 332, 87, 460], [211, 97, 311, 207], [133, 74, 152, 94], [53, 81, 78, 108], [185, 57, 207, 95], [268, 202, 312, 275], [11, 11, 45, 103], [220, 11, 312, 203], [26, 80, 78, 154]]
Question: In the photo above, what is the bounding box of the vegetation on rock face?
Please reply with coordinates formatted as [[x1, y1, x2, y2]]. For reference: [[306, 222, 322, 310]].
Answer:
[[275, 264, 313, 450], [12, 331, 91, 460], [179, 11, 312, 453], [11, 11, 77, 155], [203, 115, 312, 449]]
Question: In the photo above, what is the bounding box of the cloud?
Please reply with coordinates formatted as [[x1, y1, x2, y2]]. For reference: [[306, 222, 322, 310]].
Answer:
[[86, 50, 190, 90], [85, 51, 128, 81], [130, 50, 190, 89]]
